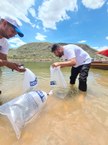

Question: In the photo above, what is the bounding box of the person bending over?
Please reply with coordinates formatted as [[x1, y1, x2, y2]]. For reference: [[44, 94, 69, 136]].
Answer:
[[51, 44, 91, 92]]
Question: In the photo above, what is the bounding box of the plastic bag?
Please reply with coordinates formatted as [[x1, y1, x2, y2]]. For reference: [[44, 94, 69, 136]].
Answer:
[[50, 66, 67, 99], [50, 66, 67, 88], [23, 68, 38, 93], [0, 90, 47, 139]]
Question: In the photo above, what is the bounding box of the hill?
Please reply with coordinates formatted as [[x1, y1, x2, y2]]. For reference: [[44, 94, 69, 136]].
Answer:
[[8, 42, 101, 62]]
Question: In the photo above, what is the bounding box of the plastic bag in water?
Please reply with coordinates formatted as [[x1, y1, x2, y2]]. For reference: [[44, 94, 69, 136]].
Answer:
[[23, 68, 38, 93], [50, 66, 67, 88], [50, 66, 67, 99], [0, 90, 47, 139]]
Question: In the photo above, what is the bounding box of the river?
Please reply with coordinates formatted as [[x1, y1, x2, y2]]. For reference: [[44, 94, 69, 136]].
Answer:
[[0, 62, 108, 145]]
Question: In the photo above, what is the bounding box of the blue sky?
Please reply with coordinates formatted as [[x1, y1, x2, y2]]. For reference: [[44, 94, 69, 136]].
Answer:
[[0, 0, 108, 50]]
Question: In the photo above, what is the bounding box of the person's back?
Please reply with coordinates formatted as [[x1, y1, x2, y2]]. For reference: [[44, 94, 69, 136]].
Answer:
[[62, 44, 91, 67]]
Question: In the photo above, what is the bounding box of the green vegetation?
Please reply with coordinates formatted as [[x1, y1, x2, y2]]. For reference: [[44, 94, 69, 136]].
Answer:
[[8, 42, 105, 62]]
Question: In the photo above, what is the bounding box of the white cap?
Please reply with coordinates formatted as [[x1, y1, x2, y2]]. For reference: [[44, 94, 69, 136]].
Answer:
[[2, 17, 24, 37]]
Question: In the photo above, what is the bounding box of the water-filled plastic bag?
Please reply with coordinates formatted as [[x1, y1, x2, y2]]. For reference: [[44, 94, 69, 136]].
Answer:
[[0, 90, 47, 139]]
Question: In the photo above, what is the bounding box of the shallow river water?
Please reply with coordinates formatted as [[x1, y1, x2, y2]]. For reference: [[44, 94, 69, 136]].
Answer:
[[0, 62, 108, 145]]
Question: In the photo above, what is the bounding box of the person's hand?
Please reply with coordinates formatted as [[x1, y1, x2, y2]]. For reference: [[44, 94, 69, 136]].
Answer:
[[52, 62, 60, 67], [5, 61, 26, 72]]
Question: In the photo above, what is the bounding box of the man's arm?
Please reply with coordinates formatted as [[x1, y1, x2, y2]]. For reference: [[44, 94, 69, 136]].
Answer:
[[0, 52, 7, 60], [0, 59, 25, 72], [52, 58, 76, 68]]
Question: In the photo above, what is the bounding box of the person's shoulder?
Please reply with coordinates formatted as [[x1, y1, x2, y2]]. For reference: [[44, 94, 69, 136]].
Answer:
[[0, 38, 8, 43], [65, 44, 77, 47], [64, 44, 77, 49], [0, 38, 9, 48], [3, 38, 8, 43]]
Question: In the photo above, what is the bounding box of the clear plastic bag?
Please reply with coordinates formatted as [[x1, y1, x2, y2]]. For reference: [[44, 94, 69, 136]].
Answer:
[[0, 90, 47, 139], [50, 66, 67, 99], [23, 68, 38, 93], [50, 66, 67, 88]]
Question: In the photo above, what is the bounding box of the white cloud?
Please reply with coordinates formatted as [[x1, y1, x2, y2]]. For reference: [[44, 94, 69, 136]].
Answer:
[[29, 7, 36, 17], [0, 0, 36, 26], [35, 33, 46, 41], [38, 0, 78, 29], [36, 25, 40, 29], [92, 46, 99, 50], [31, 23, 36, 28], [82, 0, 106, 9], [99, 46, 108, 50], [106, 36, 108, 40], [78, 40, 86, 43], [93, 45, 108, 50], [8, 37, 26, 48]]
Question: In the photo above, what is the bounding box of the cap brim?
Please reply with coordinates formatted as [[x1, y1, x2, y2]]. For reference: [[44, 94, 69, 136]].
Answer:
[[14, 26, 24, 37]]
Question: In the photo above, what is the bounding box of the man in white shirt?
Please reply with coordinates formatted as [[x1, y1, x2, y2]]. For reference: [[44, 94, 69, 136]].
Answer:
[[51, 44, 91, 92], [0, 17, 25, 72]]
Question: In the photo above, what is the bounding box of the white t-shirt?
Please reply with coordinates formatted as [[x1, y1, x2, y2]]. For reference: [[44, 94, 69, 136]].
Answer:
[[0, 38, 9, 54], [62, 44, 91, 67]]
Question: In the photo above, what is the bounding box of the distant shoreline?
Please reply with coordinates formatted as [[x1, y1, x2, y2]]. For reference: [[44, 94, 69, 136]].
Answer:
[[8, 58, 56, 63]]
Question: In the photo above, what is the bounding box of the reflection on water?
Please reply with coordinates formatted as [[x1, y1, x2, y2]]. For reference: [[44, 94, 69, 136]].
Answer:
[[0, 62, 108, 145]]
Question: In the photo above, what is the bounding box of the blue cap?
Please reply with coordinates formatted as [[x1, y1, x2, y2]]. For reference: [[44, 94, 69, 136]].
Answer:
[[4, 17, 24, 37], [13, 25, 24, 37]]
